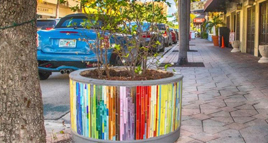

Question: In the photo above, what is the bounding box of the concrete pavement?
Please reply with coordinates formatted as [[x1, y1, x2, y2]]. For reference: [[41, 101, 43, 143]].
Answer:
[[44, 38, 268, 143], [170, 38, 268, 143]]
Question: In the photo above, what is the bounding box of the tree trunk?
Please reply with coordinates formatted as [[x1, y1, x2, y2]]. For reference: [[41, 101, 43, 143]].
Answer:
[[78, 1, 83, 12], [0, 1, 46, 143], [187, 0, 190, 51], [56, 0, 60, 18], [177, 0, 188, 65]]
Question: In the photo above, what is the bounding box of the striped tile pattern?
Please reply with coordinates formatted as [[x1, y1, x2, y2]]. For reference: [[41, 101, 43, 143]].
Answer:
[[70, 79, 182, 141]]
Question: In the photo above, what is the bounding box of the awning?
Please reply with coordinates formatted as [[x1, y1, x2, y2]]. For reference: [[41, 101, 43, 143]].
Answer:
[[204, 0, 226, 12], [191, 10, 205, 14]]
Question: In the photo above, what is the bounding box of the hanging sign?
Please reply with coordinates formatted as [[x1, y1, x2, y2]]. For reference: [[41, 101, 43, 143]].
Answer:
[[193, 18, 205, 24]]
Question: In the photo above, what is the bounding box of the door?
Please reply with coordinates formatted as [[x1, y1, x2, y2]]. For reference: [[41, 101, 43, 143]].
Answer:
[[260, 2, 268, 45], [247, 7, 255, 55], [227, 16, 230, 29]]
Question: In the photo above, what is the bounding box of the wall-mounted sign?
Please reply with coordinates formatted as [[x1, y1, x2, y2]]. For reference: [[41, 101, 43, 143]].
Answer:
[[229, 32, 235, 43], [193, 18, 205, 24], [37, 7, 54, 14]]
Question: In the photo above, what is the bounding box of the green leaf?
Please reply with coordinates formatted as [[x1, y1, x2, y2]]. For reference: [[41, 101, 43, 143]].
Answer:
[[156, 41, 161, 46], [114, 44, 121, 50], [164, 64, 172, 71]]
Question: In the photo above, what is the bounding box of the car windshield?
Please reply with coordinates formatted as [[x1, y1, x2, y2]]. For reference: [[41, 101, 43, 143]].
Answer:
[[157, 24, 166, 30], [37, 20, 55, 29], [142, 23, 150, 31], [127, 22, 151, 32], [58, 17, 102, 28]]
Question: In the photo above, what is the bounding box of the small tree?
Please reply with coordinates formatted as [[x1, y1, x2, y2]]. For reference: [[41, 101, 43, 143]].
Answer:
[[70, 0, 171, 79]]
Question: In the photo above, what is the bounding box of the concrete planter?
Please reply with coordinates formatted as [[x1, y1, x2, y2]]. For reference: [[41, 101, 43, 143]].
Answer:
[[231, 40, 241, 53], [258, 45, 268, 63], [69, 69, 183, 143]]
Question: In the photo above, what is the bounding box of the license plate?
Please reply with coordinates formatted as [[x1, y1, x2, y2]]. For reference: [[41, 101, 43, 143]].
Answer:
[[59, 39, 76, 48]]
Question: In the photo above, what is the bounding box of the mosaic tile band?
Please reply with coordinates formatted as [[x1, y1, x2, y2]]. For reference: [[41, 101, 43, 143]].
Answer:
[[70, 79, 182, 141]]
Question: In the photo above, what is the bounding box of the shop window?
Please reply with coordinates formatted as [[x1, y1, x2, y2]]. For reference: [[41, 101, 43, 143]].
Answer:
[[260, 1, 268, 45]]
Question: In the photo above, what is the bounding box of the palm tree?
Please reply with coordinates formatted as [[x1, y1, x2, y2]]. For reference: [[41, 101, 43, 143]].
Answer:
[[207, 15, 225, 37], [206, 15, 225, 46], [201, 21, 209, 39], [177, 0, 189, 65]]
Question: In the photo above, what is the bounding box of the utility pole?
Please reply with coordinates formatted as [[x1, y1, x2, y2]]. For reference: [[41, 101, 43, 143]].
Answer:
[[177, 0, 189, 65]]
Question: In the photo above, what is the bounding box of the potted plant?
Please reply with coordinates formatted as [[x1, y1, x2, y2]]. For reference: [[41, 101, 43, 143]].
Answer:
[[201, 21, 208, 39], [207, 16, 225, 46], [258, 45, 268, 63], [67, 0, 183, 143], [231, 40, 241, 53]]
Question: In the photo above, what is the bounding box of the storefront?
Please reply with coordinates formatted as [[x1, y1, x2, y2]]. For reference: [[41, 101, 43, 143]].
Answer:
[[205, 0, 268, 57]]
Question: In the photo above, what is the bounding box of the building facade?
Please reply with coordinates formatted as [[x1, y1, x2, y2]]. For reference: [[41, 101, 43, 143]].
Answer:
[[37, 0, 80, 18], [205, 0, 268, 57]]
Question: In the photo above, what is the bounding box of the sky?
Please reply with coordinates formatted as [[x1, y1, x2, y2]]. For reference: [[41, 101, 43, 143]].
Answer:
[[140, 0, 178, 22], [167, 0, 177, 22], [167, 0, 177, 15]]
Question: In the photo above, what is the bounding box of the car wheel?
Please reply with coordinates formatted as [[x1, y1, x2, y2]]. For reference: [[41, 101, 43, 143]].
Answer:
[[169, 38, 172, 45], [39, 71, 51, 80], [164, 39, 169, 47], [159, 39, 165, 52], [110, 53, 123, 66]]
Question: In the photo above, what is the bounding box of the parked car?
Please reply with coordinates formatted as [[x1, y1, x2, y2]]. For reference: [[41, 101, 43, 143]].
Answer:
[[170, 28, 178, 44], [174, 29, 179, 40], [37, 19, 60, 31], [129, 22, 165, 52], [37, 14, 126, 80], [157, 24, 172, 47]]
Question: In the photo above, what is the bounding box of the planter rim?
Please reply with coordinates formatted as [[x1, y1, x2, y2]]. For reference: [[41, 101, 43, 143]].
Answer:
[[71, 127, 181, 143], [69, 68, 183, 86]]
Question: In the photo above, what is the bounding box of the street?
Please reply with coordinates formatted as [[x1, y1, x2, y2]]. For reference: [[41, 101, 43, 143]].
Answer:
[[41, 73, 69, 120]]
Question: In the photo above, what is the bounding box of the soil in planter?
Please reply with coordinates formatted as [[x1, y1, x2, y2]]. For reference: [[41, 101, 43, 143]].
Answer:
[[80, 69, 173, 81]]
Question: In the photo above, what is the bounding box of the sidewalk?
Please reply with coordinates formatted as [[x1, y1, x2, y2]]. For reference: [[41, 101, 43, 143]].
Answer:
[[45, 38, 268, 143], [171, 38, 268, 143]]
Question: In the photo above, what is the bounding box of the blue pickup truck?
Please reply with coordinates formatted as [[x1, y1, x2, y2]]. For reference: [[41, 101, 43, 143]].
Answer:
[[37, 13, 125, 80]]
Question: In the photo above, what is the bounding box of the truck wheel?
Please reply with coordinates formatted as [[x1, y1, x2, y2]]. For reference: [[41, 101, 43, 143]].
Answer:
[[39, 71, 51, 80]]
